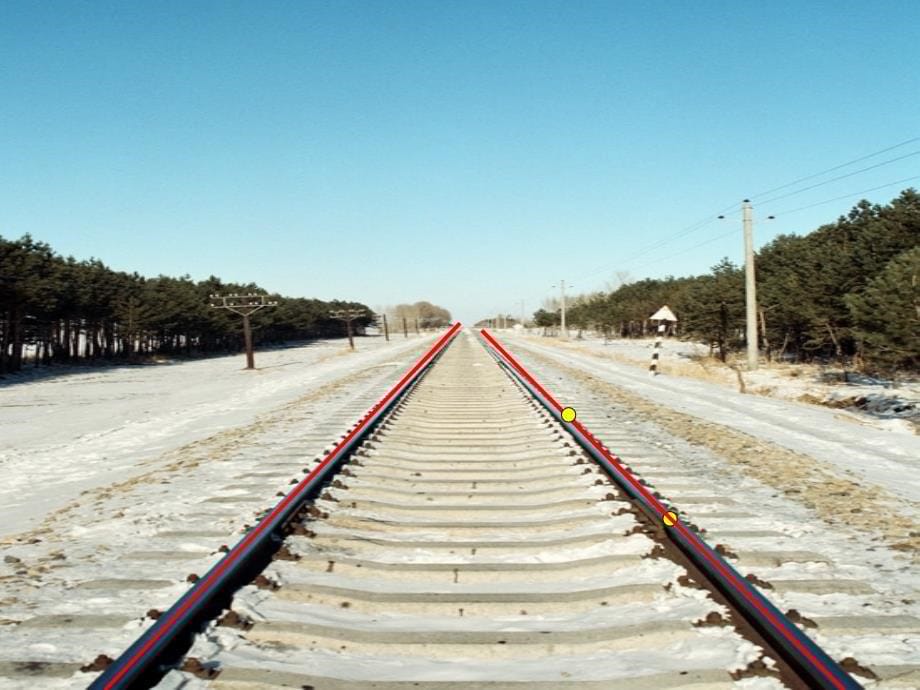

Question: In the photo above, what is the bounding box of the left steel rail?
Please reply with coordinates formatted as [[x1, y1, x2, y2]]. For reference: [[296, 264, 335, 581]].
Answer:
[[89, 323, 462, 690]]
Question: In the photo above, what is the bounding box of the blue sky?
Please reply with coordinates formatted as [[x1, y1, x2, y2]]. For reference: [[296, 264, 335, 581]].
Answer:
[[1, 1, 918, 325]]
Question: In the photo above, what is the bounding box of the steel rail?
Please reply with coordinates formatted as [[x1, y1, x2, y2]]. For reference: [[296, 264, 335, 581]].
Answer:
[[89, 323, 463, 690], [478, 328, 862, 690]]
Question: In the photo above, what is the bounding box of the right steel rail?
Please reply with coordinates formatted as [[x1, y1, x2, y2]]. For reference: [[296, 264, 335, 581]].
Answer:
[[479, 328, 863, 690]]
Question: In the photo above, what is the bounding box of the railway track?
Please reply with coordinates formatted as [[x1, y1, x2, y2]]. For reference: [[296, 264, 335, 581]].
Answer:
[[174, 330, 786, 688], [64, 327, 906, 688]]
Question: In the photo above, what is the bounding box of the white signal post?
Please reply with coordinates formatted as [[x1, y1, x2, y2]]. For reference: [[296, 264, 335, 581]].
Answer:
[[648, 305, 677, 376]]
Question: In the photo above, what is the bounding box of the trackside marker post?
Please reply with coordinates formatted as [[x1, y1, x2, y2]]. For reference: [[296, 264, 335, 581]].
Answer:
[[91, 323, 462, 690], [648, 305, 677, 376], [649, 322, 666, 375], [478, 328, 860, 690]]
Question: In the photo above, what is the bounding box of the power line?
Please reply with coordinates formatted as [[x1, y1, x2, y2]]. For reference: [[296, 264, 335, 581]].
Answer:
[[628, 227, 740, 274], [748, 136, 920, 200], [329, 308, 367, 351], [578, 207, 737, 284], [766, 174, 920, 216], [595, 174, 919, 278], [581, 138, 920, 286], [527, 138, 920, 316], [580, 138, 920, 286], [756, 149, 920, 205], [210, 293, 278, 369]]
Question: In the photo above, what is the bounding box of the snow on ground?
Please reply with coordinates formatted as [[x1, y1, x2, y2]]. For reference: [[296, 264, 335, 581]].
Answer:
[[490, 332, 920, 682], [0, 334, 437, 687], [541, 331, 919, 435], [0, 329, 916, 686], [0, 335, 432, 539], [506, 331, 920, 506]]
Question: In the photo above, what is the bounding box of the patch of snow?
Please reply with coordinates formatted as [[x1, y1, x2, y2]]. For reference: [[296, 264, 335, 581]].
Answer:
[[509, 334, 920, 505], [0, 336, 434, 539]]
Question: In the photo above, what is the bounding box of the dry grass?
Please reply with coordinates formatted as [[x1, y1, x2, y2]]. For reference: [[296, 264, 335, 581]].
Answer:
[[530, 337, 739, 387], [659, 356, 740, 388]]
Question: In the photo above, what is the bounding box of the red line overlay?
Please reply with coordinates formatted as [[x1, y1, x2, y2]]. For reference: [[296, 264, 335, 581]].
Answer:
[[103, 323, 462, 689], [479, 329, 848, 690]]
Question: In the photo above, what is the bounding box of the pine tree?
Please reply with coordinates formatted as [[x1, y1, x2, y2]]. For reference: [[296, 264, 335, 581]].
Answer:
[[679, 259, 744, 361], [845, 247, 920, 374]]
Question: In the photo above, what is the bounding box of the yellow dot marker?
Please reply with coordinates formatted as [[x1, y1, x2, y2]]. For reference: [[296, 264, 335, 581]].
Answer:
[[663, 510, 679, 527], [561, 407, 576, 423]]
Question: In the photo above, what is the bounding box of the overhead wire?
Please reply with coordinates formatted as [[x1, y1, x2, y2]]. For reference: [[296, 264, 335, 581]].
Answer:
[[522, 136, 920, 319], [747, 135, 920, 200], [766, 174, 920, 216], [577, 204, 739, 284], [755, 149, 920, 205], [625, 228, 741, 275], [571, 138, 919, 290]]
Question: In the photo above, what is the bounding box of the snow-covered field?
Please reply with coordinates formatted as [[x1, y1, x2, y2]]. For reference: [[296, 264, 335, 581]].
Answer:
[[0, 336, 432, 539], [486, 333, 920, 685], [533, 331, 919, 434], [1, 328, 917, 688], [0, 335, 439, 687], [504, 331, 920, 506]]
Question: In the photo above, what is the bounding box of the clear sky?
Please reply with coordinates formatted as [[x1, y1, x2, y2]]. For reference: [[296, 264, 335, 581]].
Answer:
[[1, 1, 918, 325]]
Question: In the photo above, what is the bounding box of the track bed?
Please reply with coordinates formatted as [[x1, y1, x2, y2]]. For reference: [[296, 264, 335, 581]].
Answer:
[[173, 335, 783, 688]]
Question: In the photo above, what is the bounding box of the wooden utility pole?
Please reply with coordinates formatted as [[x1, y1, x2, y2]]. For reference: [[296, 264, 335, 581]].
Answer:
[[382, 314, 390, 342], [414, 317, 420, 335], [403, 316, 408, 338], [330, 309, 367, 351], [209, 293, 278, 369]]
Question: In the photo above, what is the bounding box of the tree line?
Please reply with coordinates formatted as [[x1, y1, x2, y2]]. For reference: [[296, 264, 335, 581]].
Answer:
[[0, 235, 374, 375], [534, 189, 919, 374], [384, 302, 452, 331]]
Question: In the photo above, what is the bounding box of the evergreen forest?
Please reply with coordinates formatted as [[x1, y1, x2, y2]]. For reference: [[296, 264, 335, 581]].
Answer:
[[0, 237, 376, 375]]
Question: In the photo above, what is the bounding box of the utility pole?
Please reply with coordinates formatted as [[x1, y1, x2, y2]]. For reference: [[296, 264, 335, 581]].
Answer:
[[330, 308, 367, 351], [720, 201, 772, 371], [742, 200, 758, 370], [210, 293, 278, 370], [381, 314, 390, 342], [403, 316, 408, 338], [552, 280, 569, 338], [414, 317, 420, 335]]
